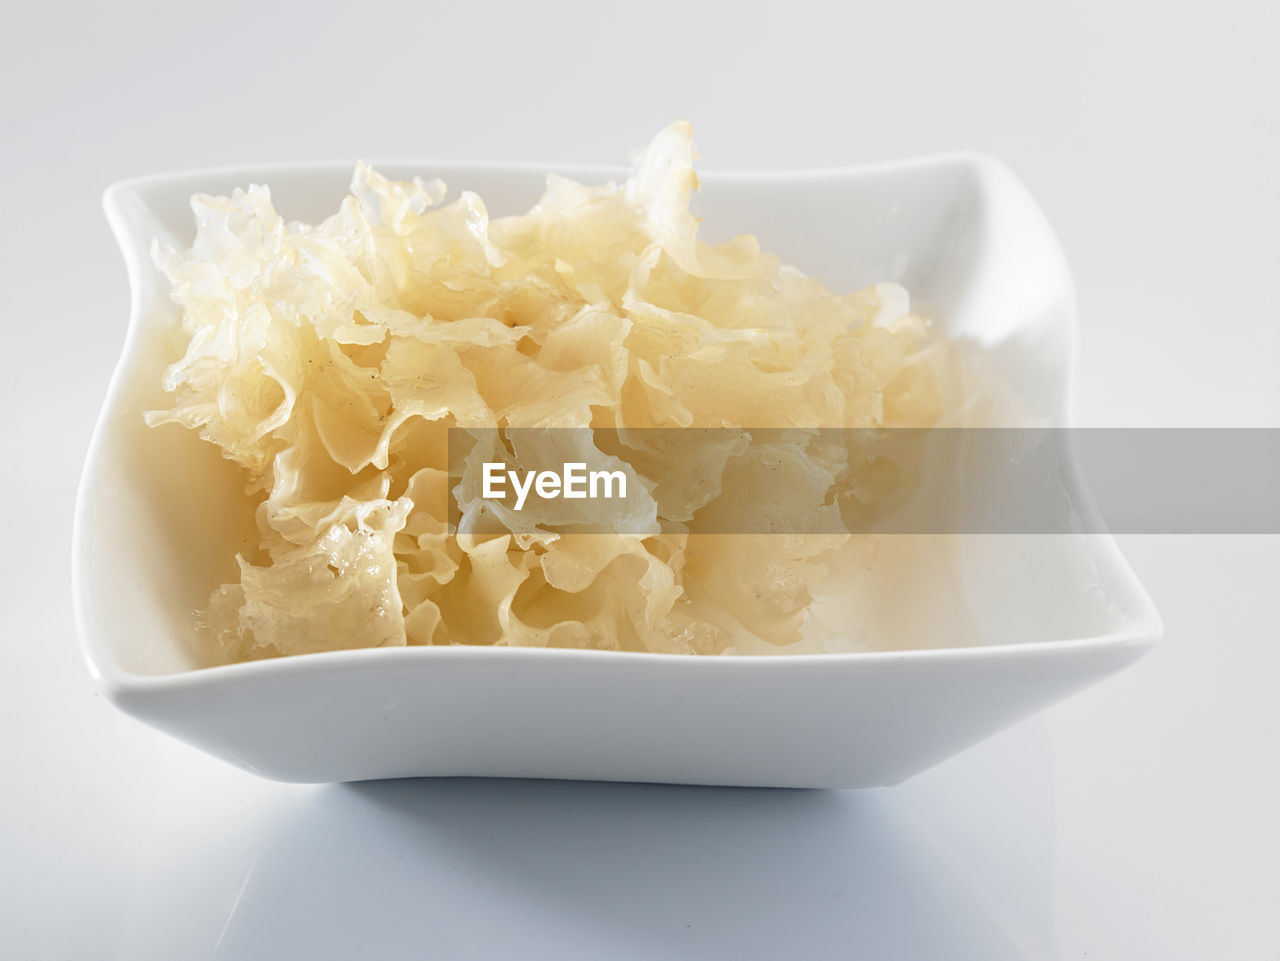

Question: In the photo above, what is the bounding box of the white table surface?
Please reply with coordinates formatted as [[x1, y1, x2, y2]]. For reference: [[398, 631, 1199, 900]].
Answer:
[[3, 1, 1276, 957]]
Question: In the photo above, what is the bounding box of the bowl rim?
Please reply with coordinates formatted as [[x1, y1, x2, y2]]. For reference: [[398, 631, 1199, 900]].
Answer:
[[74, 151, 1164, 701], [100, 147, 1005, 206]]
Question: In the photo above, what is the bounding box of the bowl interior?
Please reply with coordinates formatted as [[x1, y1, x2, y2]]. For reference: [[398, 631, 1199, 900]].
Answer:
[[77, 156, 1157, 681]]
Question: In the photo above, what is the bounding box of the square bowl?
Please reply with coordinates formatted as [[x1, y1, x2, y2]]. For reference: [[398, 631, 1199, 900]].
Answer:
[[73, 154, 1161, 788]]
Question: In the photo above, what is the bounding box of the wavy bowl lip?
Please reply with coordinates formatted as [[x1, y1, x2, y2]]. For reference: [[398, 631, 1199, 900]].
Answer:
[[74, 151, 1163, 704]]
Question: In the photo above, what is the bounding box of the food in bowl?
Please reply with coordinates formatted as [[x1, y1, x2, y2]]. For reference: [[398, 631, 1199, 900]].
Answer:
[[148, 121, 952, 660]]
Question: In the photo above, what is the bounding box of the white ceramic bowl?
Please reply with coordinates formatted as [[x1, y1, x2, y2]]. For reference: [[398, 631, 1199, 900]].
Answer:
[[73, 154, 1161, 788]]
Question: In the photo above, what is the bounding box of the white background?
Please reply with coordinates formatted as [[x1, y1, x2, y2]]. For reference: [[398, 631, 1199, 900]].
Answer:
[[2, 1, 1277, 958]]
